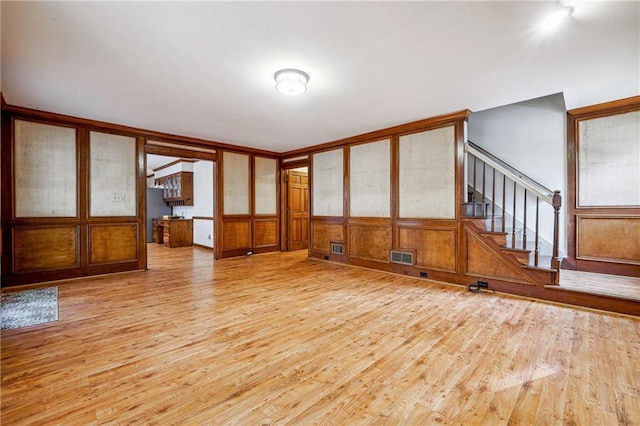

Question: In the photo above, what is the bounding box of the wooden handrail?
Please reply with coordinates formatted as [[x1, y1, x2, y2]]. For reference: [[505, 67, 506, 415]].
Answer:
[[466, 141, 562, 274], [466, 140, 554, 204]]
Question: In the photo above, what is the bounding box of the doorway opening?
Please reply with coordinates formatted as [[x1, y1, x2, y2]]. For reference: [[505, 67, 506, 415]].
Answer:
[[284, 167, 309, 251], [145, 152, 216, 264]]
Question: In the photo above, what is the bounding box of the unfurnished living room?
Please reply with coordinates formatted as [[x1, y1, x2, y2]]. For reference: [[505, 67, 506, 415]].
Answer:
[[1, 1, 639, 424]]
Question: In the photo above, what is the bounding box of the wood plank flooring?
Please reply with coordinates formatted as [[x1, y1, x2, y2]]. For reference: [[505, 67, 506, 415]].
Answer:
[[2, 244, 640, 425], [559, 269, 640, 301]]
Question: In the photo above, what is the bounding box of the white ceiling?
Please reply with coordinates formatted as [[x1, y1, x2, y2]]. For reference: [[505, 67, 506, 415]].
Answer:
[[2, 1, 638, 153]]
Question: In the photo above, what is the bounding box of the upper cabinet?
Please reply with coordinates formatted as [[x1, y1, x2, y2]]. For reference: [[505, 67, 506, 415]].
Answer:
[[155, 171, 194, 206]]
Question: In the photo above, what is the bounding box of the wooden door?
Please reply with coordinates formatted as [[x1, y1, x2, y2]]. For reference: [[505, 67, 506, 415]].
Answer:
[[287, 170, 309, 251]]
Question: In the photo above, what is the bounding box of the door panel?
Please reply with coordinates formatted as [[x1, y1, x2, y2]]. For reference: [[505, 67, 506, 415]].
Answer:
[[288, 171, 309, 250]]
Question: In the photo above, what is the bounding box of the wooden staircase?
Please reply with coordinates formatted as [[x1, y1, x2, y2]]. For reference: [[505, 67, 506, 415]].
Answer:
[[463, 142, 562, 286]]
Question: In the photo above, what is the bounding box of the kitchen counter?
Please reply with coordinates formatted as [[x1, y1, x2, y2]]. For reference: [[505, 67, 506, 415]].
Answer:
[[152, 218, 193, 248]]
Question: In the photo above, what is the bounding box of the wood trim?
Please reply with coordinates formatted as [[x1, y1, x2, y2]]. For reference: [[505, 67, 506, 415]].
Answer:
[[152, 158, 197, 173], [281, 155, 308, 163], [1, 103, 279, 156], [193, 216, 214, 221], [281, 109, 471, 157], [136, 136, 147, 271], [279, 158, 309, 170], [390, 135, 399, 249], [567, 95, 640, 118], [145, 144, 217, 161]]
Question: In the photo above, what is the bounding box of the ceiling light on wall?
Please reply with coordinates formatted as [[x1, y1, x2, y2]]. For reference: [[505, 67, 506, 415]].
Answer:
[[541, 6, 573, 30], [274, 69, 310, 95]]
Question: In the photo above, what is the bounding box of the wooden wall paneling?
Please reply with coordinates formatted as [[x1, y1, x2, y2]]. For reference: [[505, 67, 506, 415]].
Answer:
[[1, 111, 12, 276], [222, 219, 251, 251], [348, 219, 392, 263], [390, 135, 400, 249], [215, 152, 224, 260], [311, 222, 345, 253], [78, 128, 89, 271], [344, 145, 350, 226], [254, 218, 278, 248], [576, 216, 640, 264], [13, 226, 80, 273], [137, 136, 148, 269], [89, 224, 139, 264], [397, 224, 457, 273], [566, 96, 640, 276], [455, 120, 468, 275]]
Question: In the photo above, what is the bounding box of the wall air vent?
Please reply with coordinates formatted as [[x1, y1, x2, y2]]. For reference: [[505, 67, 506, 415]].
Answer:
[[390, 250, 415, 266], [330, 242, 344, 255]]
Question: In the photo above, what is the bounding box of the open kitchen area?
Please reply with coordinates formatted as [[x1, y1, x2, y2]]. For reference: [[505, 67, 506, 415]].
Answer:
[[146, 155, 214, 250]]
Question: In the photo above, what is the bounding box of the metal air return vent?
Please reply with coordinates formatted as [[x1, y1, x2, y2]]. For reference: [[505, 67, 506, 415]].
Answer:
[[390, 250, 415, 266], [330, 242, 344, 255]]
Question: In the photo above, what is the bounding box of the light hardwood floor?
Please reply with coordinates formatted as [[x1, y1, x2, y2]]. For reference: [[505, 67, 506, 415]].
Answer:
[[2, 244, 639, 425], [559, 269, 640, 301]]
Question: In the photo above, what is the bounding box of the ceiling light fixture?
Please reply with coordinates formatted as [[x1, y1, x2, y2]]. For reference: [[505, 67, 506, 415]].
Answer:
[[541, 5, 573, 30], [274, 68, 310, 95]]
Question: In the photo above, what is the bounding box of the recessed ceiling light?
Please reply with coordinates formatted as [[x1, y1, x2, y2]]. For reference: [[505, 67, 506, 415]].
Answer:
[[541, 6, 573, 30], [274, 69, 310, 96]]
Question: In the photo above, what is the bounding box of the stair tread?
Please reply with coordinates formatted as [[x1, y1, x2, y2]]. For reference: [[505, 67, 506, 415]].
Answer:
[[500, 247, 531, 254], [523, 264, 557, 273], [480, 231, 508, 236]]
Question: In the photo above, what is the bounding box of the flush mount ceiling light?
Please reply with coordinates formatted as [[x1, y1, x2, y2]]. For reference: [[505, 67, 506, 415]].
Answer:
[[541, 5, 574, 30], [274, 68, 310, 95]]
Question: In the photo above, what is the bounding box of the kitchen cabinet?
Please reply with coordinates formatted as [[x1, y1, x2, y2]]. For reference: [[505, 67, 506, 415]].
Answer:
[[155, 172, 193, 206], [152, 218, 193, 248]]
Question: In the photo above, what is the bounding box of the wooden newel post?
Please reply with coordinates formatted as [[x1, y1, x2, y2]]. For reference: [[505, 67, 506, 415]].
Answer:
[[550, 190, 562, 285]]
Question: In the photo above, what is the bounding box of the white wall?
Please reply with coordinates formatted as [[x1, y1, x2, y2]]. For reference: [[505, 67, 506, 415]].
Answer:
[[193, 160, 214, 248], [468, 93, 566, 188], [468, 93, 567, 255]]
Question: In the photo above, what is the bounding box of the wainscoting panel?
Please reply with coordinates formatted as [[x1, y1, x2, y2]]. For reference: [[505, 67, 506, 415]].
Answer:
[[89, 224, 138, 264], [311, 222, 345, 252], [398, 226, 457, 272], [254, 219, 278, 248], [577, 216, 640, 264], [13, 226, 79, 273], [348, 222, 391, 263], [223, 220, 251, 250]]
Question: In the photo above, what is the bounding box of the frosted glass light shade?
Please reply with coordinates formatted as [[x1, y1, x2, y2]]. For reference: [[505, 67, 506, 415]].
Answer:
[[541, 6, 573, 30], [274, 68, 309, 95]]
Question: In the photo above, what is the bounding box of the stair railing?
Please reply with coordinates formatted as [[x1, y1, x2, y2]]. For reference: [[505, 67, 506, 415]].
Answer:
[[466, 141, 562, 280]]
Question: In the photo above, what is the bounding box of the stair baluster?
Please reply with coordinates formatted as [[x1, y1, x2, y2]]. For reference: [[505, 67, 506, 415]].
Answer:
[[465, 140, 562, 279], [501, 174, 506, 233], [534, 197, 540, 267], [491, 168, 496, 232], [522, 189, 528, 250], [511, 182, 517, 249]]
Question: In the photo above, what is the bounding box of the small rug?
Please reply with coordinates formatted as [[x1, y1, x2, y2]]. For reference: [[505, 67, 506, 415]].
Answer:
[[1, 287, 58, 330]]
